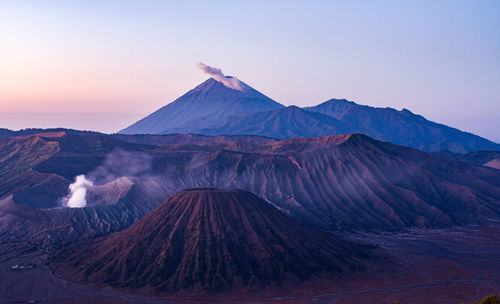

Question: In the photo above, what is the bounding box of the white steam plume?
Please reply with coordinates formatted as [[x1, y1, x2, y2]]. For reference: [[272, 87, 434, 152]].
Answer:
[[64, 175, 93, 208], [197, 62, 244, 91], [59, 150, 153, 208]]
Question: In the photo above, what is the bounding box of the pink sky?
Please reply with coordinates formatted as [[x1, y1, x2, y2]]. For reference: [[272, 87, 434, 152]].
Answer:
[[1, 1, 499, 141]]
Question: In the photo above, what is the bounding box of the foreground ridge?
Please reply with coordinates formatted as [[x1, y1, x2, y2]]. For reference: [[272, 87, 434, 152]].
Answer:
[[49, 188, 374, 292]]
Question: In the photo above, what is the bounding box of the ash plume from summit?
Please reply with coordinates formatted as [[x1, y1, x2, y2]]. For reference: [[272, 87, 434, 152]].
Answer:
[[197, 62, 244, 91]]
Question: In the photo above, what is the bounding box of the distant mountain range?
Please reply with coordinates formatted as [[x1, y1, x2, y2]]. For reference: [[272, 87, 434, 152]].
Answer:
[[305, 99, 500, 153], [119, 77, 500, 153], [0, 128, 98, 139]]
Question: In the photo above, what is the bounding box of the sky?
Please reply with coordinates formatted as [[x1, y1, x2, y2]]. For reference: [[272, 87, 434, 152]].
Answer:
[[0, 0, 499, 141]]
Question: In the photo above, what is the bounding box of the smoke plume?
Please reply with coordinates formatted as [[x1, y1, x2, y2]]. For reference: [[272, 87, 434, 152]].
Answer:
[[197, 62, 244, 91], [60, 150, 154, 208], [88, 150, 152, 184], [64, 175, 93, 208]]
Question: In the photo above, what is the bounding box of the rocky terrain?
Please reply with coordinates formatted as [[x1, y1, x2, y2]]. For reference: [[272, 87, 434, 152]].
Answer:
[[2, 221, 499, 303], [1, 131, 499, 260], [49, 188, 376, 292], [0, 130, 499, 302]]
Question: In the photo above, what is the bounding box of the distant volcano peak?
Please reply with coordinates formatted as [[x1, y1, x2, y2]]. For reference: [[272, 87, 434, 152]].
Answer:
[[189, 77, 249, 95], [197, 62, 246, 91], [119, 75, 283, 135], [213, 75, 246, 91]]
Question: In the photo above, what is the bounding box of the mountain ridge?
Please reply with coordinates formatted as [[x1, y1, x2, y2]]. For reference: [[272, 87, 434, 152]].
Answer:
[[119, 78, 499, 153], [306, 99, 500, 152], [4, 131, 498, 232]]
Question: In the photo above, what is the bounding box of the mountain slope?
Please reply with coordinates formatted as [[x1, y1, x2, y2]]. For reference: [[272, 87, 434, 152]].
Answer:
[[432, 150, 500, 169], [485, 159, 500, 169], [148, 133, 499, 231], [455, 150, 500, 167], [0, 132, 169, 259], [49, 188, 372, 292], [119, 78, 284, 134], [0, 128, 15, 139], [193, 106, 345, 139], [0, 177, 167, 260], [306, 99, 500, 153], [1, 131, 500, 260], [119, 75, 499, 153]]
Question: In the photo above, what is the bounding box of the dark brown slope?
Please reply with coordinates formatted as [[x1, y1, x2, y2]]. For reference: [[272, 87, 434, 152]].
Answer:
[[3, 132, 500, 235], [0, 132, 63, 200], [50, 188, 371, 292], [0, 132, 169, 259], [139, 133, 500, 231], [0, 177, 168, 260]]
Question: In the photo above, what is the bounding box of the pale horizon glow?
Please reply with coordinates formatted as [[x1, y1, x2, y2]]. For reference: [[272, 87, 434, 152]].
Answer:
[[1, 1, 499, 141]]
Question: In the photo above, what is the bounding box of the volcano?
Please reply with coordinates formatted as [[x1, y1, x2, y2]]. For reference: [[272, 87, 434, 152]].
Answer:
[[119, 77, 284, 135], [50, 188, 372, 292]]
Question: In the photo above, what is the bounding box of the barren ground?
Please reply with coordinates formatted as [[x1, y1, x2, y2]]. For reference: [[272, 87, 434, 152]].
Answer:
[[2, 220, 500, 304]]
